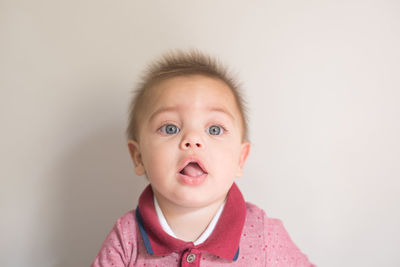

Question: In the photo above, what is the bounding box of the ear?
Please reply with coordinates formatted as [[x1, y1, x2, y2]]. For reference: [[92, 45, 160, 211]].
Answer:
[[236, 141, 250, 177], [127, 140, 146, 176]]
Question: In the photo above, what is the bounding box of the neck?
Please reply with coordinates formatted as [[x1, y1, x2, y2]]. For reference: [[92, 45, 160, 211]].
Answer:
[[154, 193, 225, 242]]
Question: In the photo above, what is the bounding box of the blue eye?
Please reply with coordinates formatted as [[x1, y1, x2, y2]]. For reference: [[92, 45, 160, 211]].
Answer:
[[207, 125, 223, 135], [160, 124, 180, 135]]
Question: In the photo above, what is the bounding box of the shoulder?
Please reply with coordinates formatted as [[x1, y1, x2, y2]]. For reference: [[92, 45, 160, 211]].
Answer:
[[245, 202, 295, 232], [244, 202, 315, 266], [104, 209, 138, 239], [107, 209, 139, 248], [116, 209, 137, 228], [243, 202, 285, 240], [245, 202, 282, 227], [90, 210, 138, 267], [112, 209, 138, 246]]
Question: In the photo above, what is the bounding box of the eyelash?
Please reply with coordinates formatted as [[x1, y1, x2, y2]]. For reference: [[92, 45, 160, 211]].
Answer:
[[157, 121, 180, 135], [209, 124, 228, 135], [157, 123, 228, 135]]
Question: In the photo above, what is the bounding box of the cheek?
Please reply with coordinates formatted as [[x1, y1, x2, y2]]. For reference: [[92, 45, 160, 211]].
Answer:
[[212, 143, 243, 168], [142, 142, 175, 173]]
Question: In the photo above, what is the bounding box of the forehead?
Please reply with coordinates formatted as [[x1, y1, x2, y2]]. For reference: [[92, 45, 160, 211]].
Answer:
[[145, 75, 239, 116]]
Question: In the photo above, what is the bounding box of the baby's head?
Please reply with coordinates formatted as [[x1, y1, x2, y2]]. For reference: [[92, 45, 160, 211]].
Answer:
[[127, 50, 250, 209], [127, 50, 248, 142]]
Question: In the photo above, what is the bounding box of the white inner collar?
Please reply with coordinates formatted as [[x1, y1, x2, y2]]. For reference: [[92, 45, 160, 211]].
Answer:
[[153, 195, 226, 245]]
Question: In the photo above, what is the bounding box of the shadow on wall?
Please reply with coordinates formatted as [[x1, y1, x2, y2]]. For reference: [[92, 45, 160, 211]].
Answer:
[[51, 125, 148, 267]]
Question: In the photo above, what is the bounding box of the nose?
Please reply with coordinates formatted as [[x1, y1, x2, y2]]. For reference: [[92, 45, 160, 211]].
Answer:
[[179, 132, 204, 150]]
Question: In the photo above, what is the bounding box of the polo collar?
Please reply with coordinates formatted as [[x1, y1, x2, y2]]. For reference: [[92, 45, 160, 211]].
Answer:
[[136, 183, 246, 261]]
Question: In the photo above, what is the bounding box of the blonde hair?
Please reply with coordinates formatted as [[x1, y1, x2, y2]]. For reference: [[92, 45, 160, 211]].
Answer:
[[126, 49, 248, 141]]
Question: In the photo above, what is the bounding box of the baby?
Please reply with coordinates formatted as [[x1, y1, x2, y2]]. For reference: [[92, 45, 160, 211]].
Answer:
[[91, 50, 315, 267]]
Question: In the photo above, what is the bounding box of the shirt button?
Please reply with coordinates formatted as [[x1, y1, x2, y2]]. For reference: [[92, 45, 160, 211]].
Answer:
[[186, 253, 196, 263]]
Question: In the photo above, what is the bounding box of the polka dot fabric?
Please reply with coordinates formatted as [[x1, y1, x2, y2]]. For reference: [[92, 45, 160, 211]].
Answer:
[[91, 203, 315, 266]]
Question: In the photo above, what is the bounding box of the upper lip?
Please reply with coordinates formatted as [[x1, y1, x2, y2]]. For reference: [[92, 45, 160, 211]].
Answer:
[[178, 156, 208, 174]]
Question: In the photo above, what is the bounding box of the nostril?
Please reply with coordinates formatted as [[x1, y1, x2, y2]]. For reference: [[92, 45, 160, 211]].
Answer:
[[183, 142, 202, 148]]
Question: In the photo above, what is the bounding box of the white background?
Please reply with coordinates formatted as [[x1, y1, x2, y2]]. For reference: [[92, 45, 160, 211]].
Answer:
[[1, 1, 399, 266]]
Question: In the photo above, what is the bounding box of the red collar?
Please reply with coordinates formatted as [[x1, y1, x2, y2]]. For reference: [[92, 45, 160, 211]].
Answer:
[[136, 183, 246, 261]]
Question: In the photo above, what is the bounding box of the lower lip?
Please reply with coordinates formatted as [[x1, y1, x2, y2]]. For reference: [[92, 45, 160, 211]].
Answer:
[[178, 173, 207, 186]]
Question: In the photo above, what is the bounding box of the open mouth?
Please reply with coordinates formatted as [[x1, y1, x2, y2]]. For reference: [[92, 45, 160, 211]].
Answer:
[[179, 161, 208, 178]]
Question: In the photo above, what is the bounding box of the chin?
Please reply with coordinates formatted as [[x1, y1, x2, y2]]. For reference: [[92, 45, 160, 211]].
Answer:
[[179, 193, 226, 209]]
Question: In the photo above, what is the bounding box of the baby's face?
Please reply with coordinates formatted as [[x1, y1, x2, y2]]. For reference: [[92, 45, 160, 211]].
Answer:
[[128, 75, 250, 210]]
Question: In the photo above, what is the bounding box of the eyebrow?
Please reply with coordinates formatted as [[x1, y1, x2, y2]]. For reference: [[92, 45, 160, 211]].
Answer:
[[149, 107, 179, 122], [149, 106, 235, 122]]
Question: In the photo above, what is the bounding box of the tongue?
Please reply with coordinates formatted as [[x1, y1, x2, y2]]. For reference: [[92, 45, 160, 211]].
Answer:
[[181, 163, 205, 177]]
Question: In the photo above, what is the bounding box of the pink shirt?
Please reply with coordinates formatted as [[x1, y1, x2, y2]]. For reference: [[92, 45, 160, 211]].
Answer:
[[91, 184, 315, 266]]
